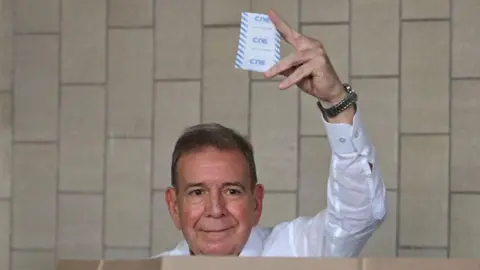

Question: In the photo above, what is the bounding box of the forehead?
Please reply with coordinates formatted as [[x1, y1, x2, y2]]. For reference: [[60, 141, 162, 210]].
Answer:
[[176, 148, 250, 186]]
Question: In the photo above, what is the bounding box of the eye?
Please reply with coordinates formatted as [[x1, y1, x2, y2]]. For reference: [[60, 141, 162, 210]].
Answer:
[[188, 189, 205, 196], [225, 188, 243, 195]]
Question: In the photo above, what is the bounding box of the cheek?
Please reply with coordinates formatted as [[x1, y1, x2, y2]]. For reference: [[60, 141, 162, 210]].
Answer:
[[225, 199, 253, 223], [180, 200, 205, 226]]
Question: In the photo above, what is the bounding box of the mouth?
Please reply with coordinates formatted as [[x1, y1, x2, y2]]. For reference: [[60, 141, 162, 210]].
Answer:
[[200, 227, 233, 233]]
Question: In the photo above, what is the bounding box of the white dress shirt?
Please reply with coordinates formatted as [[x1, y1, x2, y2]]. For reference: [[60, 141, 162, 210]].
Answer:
[[155, 107, 387, 258]]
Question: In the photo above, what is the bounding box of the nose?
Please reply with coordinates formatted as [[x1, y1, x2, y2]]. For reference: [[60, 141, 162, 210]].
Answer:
[[205, 191, 226, 218]]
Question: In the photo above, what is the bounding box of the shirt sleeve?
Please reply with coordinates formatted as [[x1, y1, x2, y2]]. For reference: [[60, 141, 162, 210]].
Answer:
[[290, 107, 387, 257]]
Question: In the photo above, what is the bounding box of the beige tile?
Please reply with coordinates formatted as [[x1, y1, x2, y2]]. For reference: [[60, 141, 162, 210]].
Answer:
[[14, 35, 58, 141], [153, 82, 201, 189], [300, 24, 349, 136], [12, 144, 57, 249], [155, 0, 201, 79], [12, 251, 55, 270], [106, 139, 151, 247], [0, 201, 10, 270], [14, 0, 59, 33], [0, 0, 13, 90], [450, 194, 480, 258], [251, 0, 298, 80], [401, 21, 450, 133], [398, 248, 447, 258], [108, 29, 153, 137], [301, 0, 349, 23], [60, 86, 105, 192], [203, 28, 249, 135], [360, 191, 397, 257], [259, 193, 297, 228], [105, 248, 150, 259], [351, 78, 399, 189], [452, 0, 480, 77], [58, 194, 103, 259], [399, 135, 449, 247], [0, 93, 12, 198], [300, 93, 326, 136], [351, 0, 399, 75], [151, 191, 183, 255], [204, 0, 250, 25], [302, 25, 349, 83], [451, 80, 480, 192], [109, 0, 153, 27], [298, 137, 329, 216], [251, 82, 298, 191], [402, 0, 450, 19], [61, 0, 106, 83]]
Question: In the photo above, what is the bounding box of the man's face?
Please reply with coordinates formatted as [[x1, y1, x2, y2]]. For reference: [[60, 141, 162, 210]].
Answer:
[[165, 147, 264, 255]]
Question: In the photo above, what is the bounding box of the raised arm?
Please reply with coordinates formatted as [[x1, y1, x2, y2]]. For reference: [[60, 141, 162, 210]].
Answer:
[[264, 9, 387, 257]]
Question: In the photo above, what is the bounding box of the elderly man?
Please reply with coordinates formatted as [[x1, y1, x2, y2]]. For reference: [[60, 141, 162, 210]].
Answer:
[[155, 10, 387, 257]]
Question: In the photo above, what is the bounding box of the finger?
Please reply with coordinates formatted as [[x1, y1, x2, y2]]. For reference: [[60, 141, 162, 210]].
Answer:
[[264, 50, 315, 78], [278, 61, 315, 90], [267, 9, 299, 47], [279, 68, 295, 77]]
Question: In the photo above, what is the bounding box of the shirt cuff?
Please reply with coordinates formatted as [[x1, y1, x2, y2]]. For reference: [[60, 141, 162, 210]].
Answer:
[[322, 107, 371, 155]]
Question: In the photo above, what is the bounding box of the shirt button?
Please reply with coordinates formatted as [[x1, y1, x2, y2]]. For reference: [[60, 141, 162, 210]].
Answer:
[[339, 137, 346, 143]]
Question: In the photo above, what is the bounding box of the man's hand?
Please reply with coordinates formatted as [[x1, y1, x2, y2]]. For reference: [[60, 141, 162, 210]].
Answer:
[[264, 10, 350, 111]]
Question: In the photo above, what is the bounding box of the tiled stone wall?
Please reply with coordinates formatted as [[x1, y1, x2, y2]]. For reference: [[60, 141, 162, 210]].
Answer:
[[0, 0, 480, 269]]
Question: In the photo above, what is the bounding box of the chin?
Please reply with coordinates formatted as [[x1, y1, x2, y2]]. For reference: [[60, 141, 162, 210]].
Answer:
[[199, 245, 239, 256]]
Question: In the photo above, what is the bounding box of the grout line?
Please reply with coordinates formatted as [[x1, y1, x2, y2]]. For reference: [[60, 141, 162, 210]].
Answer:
[[447, 0, 453, 258], [107, 135, 151, 140], [104, 245, 151, 249], [347, 0, 352, 81], [247, 0, 253, 144], [396, 0, 402, 257], [401, 18, 450, 22], [14, 32, 59, 36], [350, 74, 399, 79], [108, 25, 153, 30], [299, 134, 328, 138], [103, 247, 151, 251], [155, 78, 201, 83], [12, 140, 56, 144], [61, 82, 106, 87], [102, 0, 110, 259], [398, 245, 448, 250], [264, 190, 298, 195], [203, 23, 240, 28], [200, 0, 205, 124], [57, 191, 105, 195], [295, 0, 302, 217], [11, 248, 55, 252], [148, 0, 158, 257], [400, 132, 450, 136], [54, 0, 62, 259], [9, 6, 16, 267], [300, 21, 349, 26], [451, 76, 480, 80], [450, 191, 480, 195]]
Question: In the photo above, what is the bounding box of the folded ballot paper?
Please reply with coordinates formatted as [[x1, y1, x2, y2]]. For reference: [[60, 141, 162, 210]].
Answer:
[[235, 12, 281, 72]]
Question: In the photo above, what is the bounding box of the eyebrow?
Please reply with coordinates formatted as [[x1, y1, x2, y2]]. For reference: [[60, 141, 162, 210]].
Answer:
[[183, 181, 246, 192], [222, 181, 246, 190]]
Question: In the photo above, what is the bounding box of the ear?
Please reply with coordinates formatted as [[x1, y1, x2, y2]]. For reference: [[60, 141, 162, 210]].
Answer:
[[165, 187, 181, 230], [252, 184, 264, 226]]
